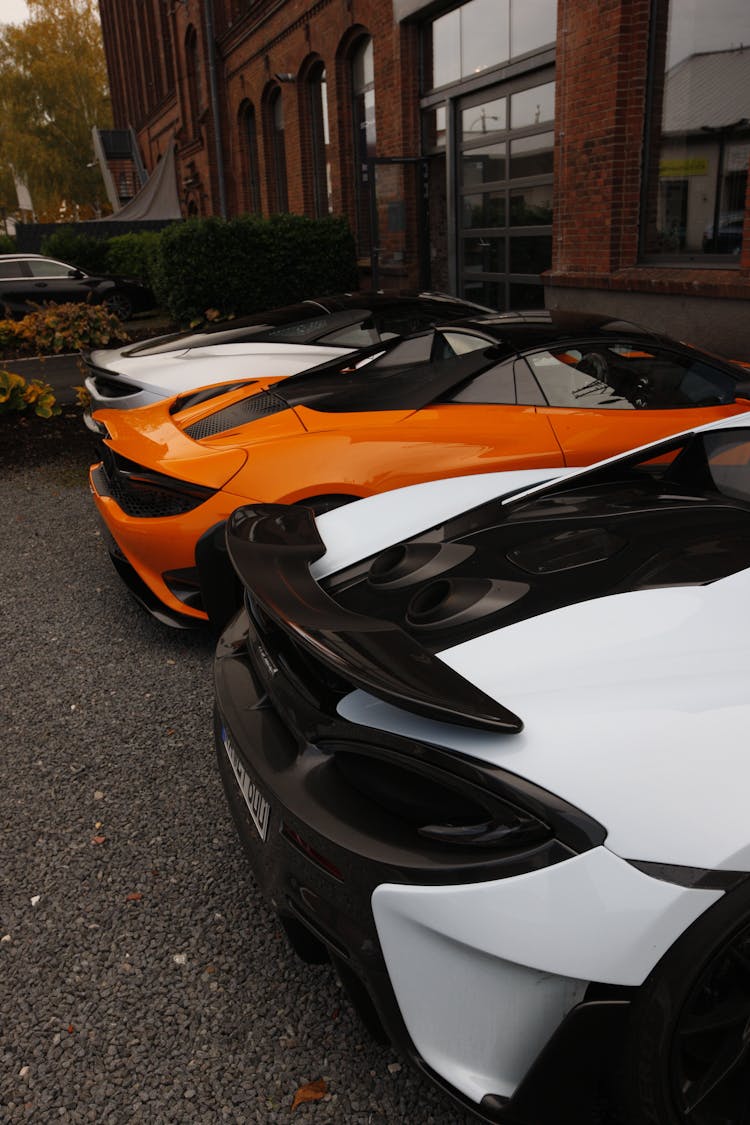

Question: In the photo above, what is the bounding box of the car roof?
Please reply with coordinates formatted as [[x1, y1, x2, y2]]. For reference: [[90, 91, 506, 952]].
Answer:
[[119, 292, 492, 356]]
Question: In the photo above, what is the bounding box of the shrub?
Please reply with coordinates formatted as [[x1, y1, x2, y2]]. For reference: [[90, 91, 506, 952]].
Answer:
[[40, 227, 109, 274], [0, 302, 130, 356], [151, 214, 358, 325], [0, 369, 59, 418], [105, 230, 162, 284], [0, 233, 16, 254]]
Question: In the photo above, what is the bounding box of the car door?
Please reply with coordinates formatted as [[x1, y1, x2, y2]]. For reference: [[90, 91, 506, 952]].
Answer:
[[0, 258, 34, 313], [25, 258, 92, 305], [518, 339, 749, 467], [386, 332, 565, 478]]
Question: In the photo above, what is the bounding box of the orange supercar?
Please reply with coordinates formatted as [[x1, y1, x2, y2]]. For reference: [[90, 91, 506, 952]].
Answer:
[[89, 310, 750, 627]]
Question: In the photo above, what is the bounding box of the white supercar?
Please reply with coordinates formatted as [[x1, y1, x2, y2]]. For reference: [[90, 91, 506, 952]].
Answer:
[[214, 412, 750, 1125]]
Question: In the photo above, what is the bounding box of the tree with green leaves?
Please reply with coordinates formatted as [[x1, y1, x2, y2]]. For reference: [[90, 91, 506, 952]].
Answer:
[[0, 0, 112, 219]]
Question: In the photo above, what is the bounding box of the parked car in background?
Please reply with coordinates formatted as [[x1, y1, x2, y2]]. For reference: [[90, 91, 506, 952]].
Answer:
[[88, 309, 750, 628], [702, 210, 745, 254], [214, 412, 750, 1125], [0, 254, 154, 320], [82, 292, 494, 427]]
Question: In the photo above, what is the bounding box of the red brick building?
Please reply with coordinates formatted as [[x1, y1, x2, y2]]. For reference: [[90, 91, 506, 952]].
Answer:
[[98, 0, 750, 352]]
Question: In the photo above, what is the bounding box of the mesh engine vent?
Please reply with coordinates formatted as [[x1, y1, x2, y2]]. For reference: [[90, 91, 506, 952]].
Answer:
[[183, 391, 286, 440]]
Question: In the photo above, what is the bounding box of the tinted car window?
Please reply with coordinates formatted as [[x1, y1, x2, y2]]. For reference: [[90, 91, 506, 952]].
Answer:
[[317, 321, 381, 347], [366, 333, 435, 368], [523, 348, 634, 409], [441, 357, 517, 404], [704, 432, 750, 503], [27, 259, 77, 278], [515, 359, 547, 405], [522, 342, 737, 409], [0, 261, 25, 278]]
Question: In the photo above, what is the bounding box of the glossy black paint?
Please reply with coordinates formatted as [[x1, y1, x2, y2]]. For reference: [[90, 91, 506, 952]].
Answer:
[[326, 426, 750, 653]]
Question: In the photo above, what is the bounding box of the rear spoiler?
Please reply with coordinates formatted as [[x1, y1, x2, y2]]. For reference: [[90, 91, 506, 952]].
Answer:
[[225, 504, 522, 734]]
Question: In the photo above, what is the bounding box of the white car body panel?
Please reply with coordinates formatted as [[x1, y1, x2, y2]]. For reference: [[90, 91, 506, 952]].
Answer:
[[85, 342, 350, 408], [372, 847, 721, 1101], [338, 574, 750, 873]]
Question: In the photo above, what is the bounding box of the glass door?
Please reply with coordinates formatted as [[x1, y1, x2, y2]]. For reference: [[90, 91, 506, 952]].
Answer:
[[458, 71, 554, 310]]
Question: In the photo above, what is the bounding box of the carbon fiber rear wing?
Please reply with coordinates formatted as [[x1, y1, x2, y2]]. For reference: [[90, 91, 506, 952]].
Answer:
[[225, 504, 522, 734]]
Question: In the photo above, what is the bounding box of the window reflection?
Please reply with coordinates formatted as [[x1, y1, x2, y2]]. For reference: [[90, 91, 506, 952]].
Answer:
[[462, 143, 507, 188], [643, 0, 750, 259], [510, 0, 557, 58], [511, 82, 555, 128], [430, 0, 555, 89], [461, 0, 509, 77], [462, 98, 506, 138], [509, 132, 554, 178]]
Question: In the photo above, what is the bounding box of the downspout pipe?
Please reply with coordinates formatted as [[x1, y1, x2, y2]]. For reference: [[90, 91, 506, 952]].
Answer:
[[204, 0, 227, 218]]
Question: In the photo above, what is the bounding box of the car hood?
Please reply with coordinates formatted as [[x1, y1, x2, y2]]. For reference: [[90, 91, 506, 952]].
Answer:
[[93, 381, 306, 487]]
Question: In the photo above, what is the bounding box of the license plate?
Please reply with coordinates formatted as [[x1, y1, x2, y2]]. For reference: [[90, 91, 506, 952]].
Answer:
[[221, 726, 270, 842]]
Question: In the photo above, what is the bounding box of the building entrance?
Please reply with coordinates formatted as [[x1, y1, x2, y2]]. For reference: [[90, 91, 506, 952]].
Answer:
[[457, 70, 554, 310]]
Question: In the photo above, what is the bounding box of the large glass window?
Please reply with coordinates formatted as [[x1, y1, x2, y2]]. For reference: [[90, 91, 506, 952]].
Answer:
[[266, 86, 288, 213], [307, 63, 332, 217], [238, 100, 261, 214], [352, 37, 376, 254], [429, 0, 556, 88], [642, 0, 750, 261]]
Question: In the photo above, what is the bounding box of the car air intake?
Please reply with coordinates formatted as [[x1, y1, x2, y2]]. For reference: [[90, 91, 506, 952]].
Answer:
[[183, 390, 287, 440]]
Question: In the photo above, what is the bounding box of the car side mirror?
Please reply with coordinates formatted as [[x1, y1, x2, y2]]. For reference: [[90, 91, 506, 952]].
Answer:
[[68, 268, 84, 279], [734, 380, 750, 401]]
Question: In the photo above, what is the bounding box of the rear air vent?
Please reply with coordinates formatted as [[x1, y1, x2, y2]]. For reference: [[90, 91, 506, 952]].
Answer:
[[183, 391, 287, 440], [405, 577, 528, 629], [171, 382, 253, 415]]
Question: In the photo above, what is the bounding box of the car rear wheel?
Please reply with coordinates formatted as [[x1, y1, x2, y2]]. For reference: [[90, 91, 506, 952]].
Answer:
[[625, 879, 750, 1125], [103, 290, 133, 321]]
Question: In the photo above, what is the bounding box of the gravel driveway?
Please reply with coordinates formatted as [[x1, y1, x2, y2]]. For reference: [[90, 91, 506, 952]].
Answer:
[[0, 449, 473, 1124]]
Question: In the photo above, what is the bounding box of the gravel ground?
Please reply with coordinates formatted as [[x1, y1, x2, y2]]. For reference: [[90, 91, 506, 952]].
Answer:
[[0, 443, 474, 1124]]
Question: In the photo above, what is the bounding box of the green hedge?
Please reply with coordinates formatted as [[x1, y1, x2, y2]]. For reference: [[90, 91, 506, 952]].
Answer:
[[151, 214, 358, 325], [40, 227, 110, 274], [105, 231, 162, 285], [0, 233, 15, 254], [36, 214, 358, 324]]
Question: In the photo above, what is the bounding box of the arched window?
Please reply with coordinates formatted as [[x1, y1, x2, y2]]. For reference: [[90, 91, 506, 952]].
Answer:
[[238, 100, 261, 213], [351, 37, 375, 253], [265, 85, 288, 213], [307, 62, 332, 216], [185, 25, 201, 138]]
